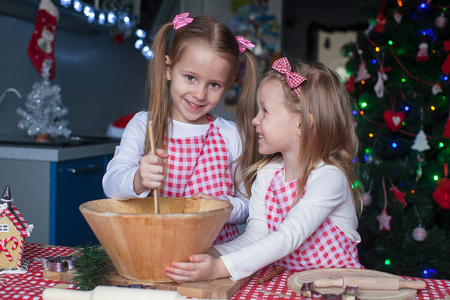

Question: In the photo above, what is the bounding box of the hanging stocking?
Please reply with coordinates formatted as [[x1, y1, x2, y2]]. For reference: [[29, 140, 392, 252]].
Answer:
[[28, 0, 59, 81]]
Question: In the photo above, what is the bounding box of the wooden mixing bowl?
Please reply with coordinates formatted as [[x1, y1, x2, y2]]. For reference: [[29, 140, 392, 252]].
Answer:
[[79, 197, 232, 282]]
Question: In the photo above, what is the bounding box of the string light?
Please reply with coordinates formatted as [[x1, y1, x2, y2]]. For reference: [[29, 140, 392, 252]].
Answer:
[[384, 259, 391, 265], [369, 133, 374, 138], [434, 175, 439, 181], [431, 106, 436, 110]]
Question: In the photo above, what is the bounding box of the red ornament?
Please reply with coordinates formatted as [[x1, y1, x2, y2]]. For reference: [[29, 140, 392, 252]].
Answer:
[[383, 110, 405, 132], [389, 186, 407, 206], [416, 42, 429, 62], [346, 75, 355, 93], [374, 13, 387, 32], [441, 40, 450, 75], [432, 177, 450, 209], [442, 118, 450, 138]]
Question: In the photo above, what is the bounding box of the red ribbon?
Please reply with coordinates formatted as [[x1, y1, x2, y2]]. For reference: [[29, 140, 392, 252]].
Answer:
[[441, 40, 450, 75]]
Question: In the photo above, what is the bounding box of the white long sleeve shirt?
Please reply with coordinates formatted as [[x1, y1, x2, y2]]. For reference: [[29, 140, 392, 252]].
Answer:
[[102, 111, 248, 225], [213, 159, 361, 280]]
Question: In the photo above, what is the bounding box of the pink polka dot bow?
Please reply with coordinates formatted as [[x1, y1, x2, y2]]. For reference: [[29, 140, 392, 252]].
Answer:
[[235, 36, 255, 53], [271, 57, 307, 99], [173, 13, 194, 30]]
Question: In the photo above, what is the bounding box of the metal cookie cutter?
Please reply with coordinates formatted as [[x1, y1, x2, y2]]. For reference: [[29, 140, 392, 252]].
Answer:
[[300, 282, 360, 300], [43, 255, 78, 272]]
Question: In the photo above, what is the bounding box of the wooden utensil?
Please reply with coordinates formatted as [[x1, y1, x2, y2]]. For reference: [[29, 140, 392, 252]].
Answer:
[[147, 120, 159, 213], [287, 268, 420, 300], [314, 276, 426, 290]]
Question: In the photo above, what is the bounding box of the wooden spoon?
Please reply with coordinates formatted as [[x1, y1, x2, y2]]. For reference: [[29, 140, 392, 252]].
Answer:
[[147, 120, 159, 213]]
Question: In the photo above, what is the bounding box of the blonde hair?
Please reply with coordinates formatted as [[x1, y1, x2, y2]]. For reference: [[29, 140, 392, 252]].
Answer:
[[145, 14, 261, 197], [248, 59, 363, 215]]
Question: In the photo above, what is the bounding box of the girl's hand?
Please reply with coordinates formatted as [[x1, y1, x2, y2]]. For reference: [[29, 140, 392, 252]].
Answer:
[[133, 148, 169, 195], [165, 254, 230, 282], [191, 192, 220, 201]]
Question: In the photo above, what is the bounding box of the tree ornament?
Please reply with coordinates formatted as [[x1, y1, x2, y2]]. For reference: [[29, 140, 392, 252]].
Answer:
[[432, 163, 450, 209], [362, 192, 372, 206], [383, 110, 405, 132], [441, 40, 450, 75], [377, 208, 392, 231], [394, 11, 403, 23], [412, 225, 427, 242], [411, 129, 431, 152], [389, 179, 407, 206], [416, 155, 424, 183], [442, 107, 450, 138], [375, 12, 387, 32], [433, 177, 450, 209], [432, 83, 443, 95], [377, 176, 392, 231], [374, 70, 388, 98], [355, 62, 371, 82], [28, 0, 58, 81], [346, 75, 355, 93], [436, 14, 447, 29], [416, 42, 430, 62], [442, 119, 450, 138]]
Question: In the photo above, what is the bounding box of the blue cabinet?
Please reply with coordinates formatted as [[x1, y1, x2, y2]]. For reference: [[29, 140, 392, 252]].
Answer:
[[50, 155, 112, 247]]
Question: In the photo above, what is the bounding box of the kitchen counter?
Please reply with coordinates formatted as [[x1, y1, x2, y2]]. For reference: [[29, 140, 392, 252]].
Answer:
[[0, 135, 119, 161], [0, 135, 120, 246]]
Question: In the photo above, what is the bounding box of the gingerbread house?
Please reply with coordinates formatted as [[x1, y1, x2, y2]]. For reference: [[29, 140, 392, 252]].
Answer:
[[0, 185, 33, 270]]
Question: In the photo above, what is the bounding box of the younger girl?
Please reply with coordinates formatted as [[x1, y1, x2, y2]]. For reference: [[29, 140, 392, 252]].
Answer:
[[165, 57, 364, 281], [102, 13, 260, 244]]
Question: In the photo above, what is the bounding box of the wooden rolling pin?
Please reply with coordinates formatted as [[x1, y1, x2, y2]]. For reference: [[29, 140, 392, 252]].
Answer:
[[314, 276, 426, 290], [42, 286, 214, 300]]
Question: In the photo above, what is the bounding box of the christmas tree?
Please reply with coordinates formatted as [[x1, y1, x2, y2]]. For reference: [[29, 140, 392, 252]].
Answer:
[[342, 0, 450, 279], [17, 59, 71, 141]]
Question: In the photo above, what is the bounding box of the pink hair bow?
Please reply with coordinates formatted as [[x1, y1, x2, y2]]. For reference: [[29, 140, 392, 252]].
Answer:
[[235, 36, 255, 53], [173, 13, 194, 30], [272, 57, 307, 99]]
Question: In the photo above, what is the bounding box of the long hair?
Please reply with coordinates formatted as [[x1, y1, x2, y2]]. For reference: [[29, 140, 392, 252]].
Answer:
[[248, 60, 363, 215], [145, 14, 260, 197]]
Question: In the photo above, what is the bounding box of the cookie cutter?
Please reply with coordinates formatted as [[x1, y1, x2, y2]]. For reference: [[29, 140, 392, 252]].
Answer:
[[300, 282, 360, 300], [43, 255, 78, 272]]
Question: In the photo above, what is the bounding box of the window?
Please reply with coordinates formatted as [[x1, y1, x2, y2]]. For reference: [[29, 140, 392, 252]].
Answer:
[[0, 224, 9, 232]]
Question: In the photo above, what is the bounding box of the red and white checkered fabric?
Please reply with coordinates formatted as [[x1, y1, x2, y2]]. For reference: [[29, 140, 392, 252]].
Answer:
[[160, 116, 238, 244], [265, 168, 363, 271]]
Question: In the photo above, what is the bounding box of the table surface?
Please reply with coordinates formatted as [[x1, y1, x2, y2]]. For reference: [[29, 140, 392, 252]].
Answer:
[[1, 243, 449, 300]]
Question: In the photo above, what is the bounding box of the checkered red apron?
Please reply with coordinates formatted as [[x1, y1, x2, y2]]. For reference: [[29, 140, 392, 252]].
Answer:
[[265, 168, 363, 271], [160, 116, 239, 244]]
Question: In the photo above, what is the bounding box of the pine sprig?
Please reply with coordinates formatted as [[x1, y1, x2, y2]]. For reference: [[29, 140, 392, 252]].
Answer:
[[72, 244, 114, 290]]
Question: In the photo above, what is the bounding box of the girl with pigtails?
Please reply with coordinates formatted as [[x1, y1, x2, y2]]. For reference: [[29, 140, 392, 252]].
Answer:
[[166, 57, 364, 282], [102, 13, 261, 244]]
